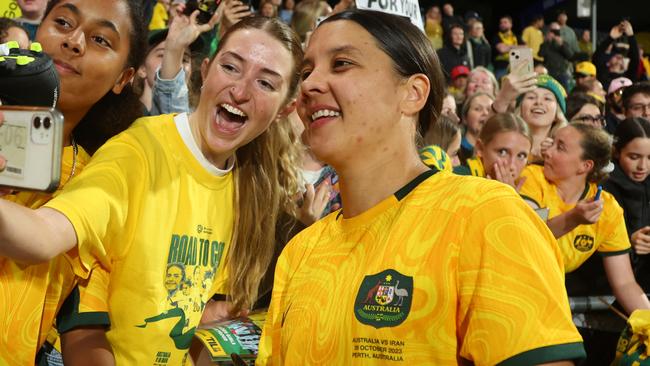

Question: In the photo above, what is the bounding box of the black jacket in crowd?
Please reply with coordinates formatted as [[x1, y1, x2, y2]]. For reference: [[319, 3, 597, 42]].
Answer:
[[539, 39, 574, 84], [593, 35, 640, 92], [467, 37, 492, 69], [604, 163, 650, 290], [437, 44, 470, 82]]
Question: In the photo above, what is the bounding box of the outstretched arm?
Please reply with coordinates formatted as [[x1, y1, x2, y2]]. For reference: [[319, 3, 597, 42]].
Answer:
[[0, 202, 76, 263]]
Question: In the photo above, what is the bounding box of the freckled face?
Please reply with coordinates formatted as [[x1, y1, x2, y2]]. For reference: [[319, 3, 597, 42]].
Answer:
[[298, 20, 408, 165]]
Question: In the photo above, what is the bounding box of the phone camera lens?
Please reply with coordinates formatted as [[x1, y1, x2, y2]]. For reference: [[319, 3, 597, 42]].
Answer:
[[43, 117, 51, 129], [33, 116, 41, 129], [515, 55, 520, 59]]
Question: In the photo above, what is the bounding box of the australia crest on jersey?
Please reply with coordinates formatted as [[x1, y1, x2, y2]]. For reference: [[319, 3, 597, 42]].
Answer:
[[354, 269, 413, 328]]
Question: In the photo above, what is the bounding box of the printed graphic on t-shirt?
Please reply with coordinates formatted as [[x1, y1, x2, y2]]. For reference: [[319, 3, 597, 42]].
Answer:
[[136, 231, 227, 357], [354, 269, 413, 329]]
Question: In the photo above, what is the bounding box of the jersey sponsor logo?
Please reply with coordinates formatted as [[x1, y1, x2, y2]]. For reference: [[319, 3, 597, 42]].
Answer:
[[573, 234, 595, 252], [354, 269, 413, 328]]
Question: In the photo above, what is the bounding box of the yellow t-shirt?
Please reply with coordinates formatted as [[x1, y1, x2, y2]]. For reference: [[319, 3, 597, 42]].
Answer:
[[257, 169, 584, 365], [149, 2, 169, 30], [519, 165, 630, 273], [419, 145, 452, 172], [522, 26, 544, 62], [0, 144, 90, 366], [45, 114, 234, 365], [0, 0, 21, 18]]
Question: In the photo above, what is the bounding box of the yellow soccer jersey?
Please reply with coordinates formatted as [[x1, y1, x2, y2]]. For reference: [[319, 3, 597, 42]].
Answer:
[[453, 157, 486, 177], [520, 165, 630, 273], [0, 144, 91, 366], [45, 114, 233, 365], [257, 169, 584, 365], [0, 0, 21, 19], [149, 2, 169, 30], [418, 145, 452, 172]]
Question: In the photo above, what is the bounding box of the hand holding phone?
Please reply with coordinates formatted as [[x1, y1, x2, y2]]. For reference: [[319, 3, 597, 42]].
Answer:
[[509, 47, 534, 77], [0, 106, 63, 193], [184, 0, 219, 24]]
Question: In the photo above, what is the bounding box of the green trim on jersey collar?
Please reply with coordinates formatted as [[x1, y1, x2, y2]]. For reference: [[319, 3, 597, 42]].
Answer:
[[394, 168, 439, 201], [335, 167, 439, 220]]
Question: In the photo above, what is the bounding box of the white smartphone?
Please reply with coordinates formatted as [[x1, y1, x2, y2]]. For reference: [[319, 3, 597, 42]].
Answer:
[[0, 106, 63, 192], [509, 47, 534, 77]]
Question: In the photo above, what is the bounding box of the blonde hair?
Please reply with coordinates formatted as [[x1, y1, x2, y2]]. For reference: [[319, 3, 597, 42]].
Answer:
[[479, 113, 532, 147], [466, 66, 499, 97], [290, 0, 331, 43], [461, 91, 495, 119], [217, 17, 303, 311]]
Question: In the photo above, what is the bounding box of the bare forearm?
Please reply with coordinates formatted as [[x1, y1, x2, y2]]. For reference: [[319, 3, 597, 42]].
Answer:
[[0, 201, 75, 263], [160, 45, 184, 81], [613, 281, 650, 314], [604, 254, 650, 314], [546, 211, 579, 239]]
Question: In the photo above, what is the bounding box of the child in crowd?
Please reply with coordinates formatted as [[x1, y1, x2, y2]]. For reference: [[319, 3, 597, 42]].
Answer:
[[0, 17, 29, 48], [605, 117, 650, 290], [455, 113, 532, 193], [458, 92, 493, 165], [420, 114, 462, 171]]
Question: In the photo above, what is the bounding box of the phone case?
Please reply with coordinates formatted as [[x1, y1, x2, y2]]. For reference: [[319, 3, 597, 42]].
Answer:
[[509, 47, 534, 76], [0, 106, 63, 192]]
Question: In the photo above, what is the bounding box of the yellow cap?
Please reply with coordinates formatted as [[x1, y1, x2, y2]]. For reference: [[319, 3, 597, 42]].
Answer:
[[575, 61, 597, 77]]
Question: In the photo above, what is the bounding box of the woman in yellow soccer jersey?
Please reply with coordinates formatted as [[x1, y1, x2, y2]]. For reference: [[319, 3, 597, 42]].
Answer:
[[257, 9, 585, 366], [0, 16, 304, 364], [455, 113, 532, 192], [0, 0, 148, 364], [520, 123, 650, 314]]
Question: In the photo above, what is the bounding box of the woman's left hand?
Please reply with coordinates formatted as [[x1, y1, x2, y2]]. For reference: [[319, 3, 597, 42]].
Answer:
[[488, 160, 526, 192], [200, 299, 249, 325], [296, 182, 330, 226]]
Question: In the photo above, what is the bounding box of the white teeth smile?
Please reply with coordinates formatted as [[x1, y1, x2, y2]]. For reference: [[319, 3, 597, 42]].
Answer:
[[221, 103, 247, 117], [311, 109, 340, 121]]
